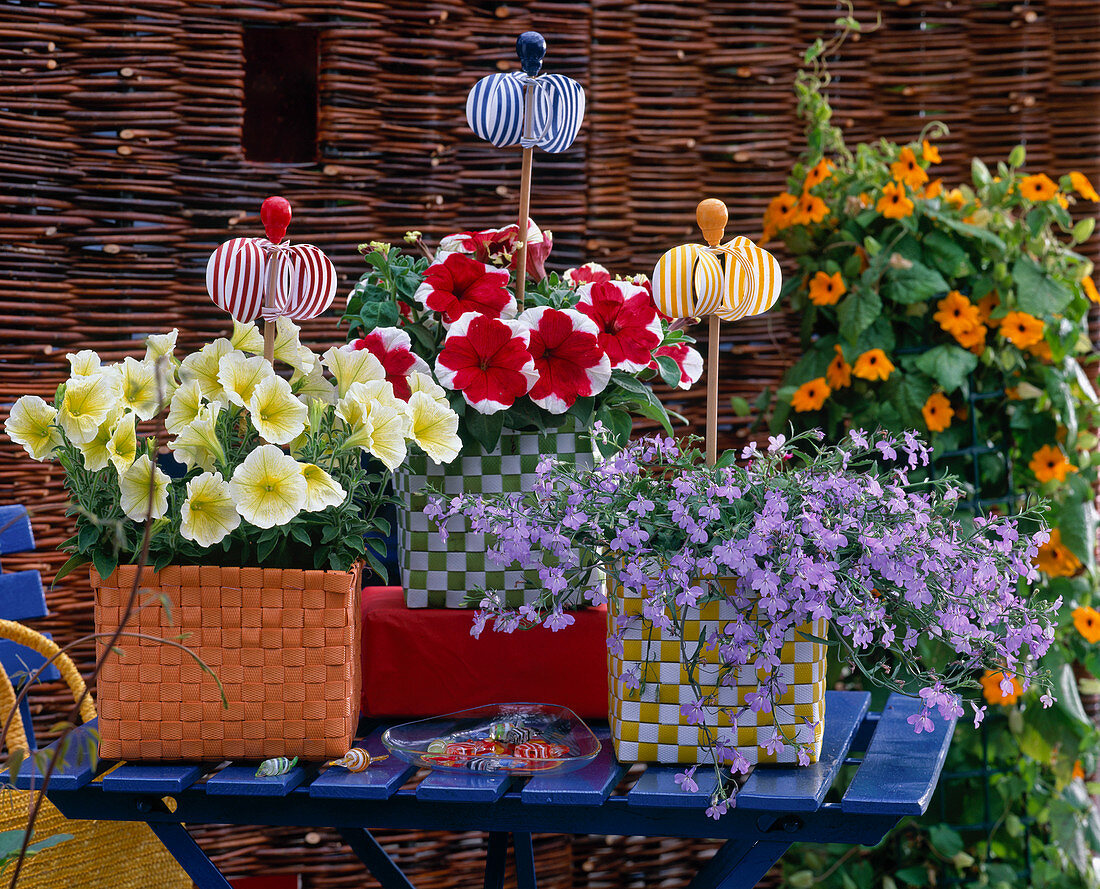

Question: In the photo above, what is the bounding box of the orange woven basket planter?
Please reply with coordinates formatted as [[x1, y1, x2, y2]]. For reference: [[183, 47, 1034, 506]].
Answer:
[[91, 563, 362, 762]]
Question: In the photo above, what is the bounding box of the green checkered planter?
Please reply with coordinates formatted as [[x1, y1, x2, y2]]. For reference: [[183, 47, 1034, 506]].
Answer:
[[394, 423, 593, 608]]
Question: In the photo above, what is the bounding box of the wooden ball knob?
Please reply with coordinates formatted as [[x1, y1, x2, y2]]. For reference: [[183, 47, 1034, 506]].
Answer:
[[696, 198, 728, 246]]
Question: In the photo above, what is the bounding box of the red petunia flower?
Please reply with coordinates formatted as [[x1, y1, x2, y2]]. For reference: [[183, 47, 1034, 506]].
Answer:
[[649, 342, 703, 390], [435, 313, 538, 415], [349, 327, 430, 401], [563, 262, 611, 288], [414, 252, 515, 325], [518, 306, 611, 414], [574, 280, 663, 372], [438, 219, 552, 282]]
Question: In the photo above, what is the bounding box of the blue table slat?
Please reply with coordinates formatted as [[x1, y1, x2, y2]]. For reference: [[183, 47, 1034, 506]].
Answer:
[[10, 718, 99, 791], [101, 763, 205, 794], [627, 764, 719, 809], [522, 732, 625, 806], [0, 570, 47, 621], [205, 763, 309, 797], [309, 731, 416, 801], [736, 690, 871, 812], [0, 506, 34, 556], [842, 693, 956, 815], [415, 769, 512, 803], [0, 635, 61, 684]]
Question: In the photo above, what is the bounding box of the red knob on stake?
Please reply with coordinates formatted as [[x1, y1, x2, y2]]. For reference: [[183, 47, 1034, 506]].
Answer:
[[261, 196, 292, 243]]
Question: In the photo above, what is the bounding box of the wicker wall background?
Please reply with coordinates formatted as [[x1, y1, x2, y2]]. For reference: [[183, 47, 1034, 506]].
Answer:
[[2, 1, 1099, 886]]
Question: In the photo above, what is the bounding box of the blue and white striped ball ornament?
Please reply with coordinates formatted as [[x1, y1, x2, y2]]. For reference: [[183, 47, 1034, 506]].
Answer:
[[466, 72, 585, 154]]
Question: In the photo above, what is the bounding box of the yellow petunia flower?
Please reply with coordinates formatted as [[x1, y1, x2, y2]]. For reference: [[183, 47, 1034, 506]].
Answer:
[[921, 140, 941, 165], [408, 391, 461, 464], [118, 356, 165, 421], [791, 377, 830, 412], [826, 345, 851, 390], [218, 351, 275, 408], [58, 375, 119, 444], [268, 317, 316, 374], [165, 379, 205, 436], [168, 405, 226, 472], [808, 271, 846, 306], [5, 395, 63, 461], [361, 401, 409, 470], [298, 462, 346, 512], [105, 412, 138, 475], [791, 191, 829, 226], [179, 338, 233, 403], [66, 349, 102, 377], [229, 444, 307, 529], [407, 372, 449, 407], [144, 329, 179, 363], [75, 408, 121, 472], [804, 158, 834, 190], [852, 349, 895, 382], [290, 362, 337, 405], [247, 374, 307, 446], [1070, 171, 1100, 202], [118, 454, 170, 522], [921, 393, 954, 433], [323, 346, 388, 398], [1019, 173, 1058, 202], [877, 182, 914, 220], [999, 311, 1045, 349], [1029, 444, 1077, 484], [180, 471, 240, 547], [891, 146, 929, 190], [229, 320, 265, 354]]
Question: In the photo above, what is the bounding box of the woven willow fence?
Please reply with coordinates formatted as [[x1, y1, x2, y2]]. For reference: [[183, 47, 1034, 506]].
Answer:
[[2, 1, 1098, 886]]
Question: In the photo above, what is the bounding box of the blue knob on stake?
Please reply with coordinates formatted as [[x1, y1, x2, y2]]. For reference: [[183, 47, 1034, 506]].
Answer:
[[516, 31, 546, 76]]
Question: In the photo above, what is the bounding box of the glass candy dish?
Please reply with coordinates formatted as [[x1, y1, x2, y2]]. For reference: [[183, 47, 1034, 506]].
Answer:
[[382, 703, 601, 775]]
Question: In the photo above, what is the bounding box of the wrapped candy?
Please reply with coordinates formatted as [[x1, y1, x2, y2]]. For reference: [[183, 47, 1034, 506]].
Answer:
[[325, 748, 388, 773], [255, 756, 298, 777], [490, 722, 533, 745], [513, 741, 570, 759]]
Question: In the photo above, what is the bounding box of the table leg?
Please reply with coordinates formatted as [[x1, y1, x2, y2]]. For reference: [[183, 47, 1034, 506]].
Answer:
[[483, 831, 508, 889], [686, 839, 792, 889], [146, 822, 234, 889], [512, 831, 537, 889], [337, 828, 417, 889]]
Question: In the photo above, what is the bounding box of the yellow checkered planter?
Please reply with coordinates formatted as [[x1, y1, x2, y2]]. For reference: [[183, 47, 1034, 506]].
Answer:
[[608, 576, 828, 766]]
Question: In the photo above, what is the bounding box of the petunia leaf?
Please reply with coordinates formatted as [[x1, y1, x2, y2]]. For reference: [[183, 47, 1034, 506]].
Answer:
[[655, 355, 682, 389], [1011, 256, 1073, 316], [914, 345, 978, 394], [464, 409, 504, 454]]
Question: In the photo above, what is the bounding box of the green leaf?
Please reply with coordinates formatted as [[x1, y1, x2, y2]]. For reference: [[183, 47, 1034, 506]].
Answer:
[[882, 261, 949, 306], [91, 548, 117, 583], [922, 231, 973, 278], [914, 345, 978, 393], [729, 396, 750, 417], [836, 289, 882, 345], [883, 374, 933, 429], [972, 157, 992, 189], [1012, 256, 1073, 315], [924, 207, 1007, 251], [1054, 498, 1097, 570], [464, 410, 504, 454], [1056, 662, 1095, 731], [928, 824, 964, 858], [654, 355, 682, 389], [895, 866, 930, 887], [52, 553, 90, 588]]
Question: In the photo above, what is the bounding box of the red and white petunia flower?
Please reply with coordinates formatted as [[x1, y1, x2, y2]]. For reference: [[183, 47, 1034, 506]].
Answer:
[[521, 223, 553, 282], [438, 219, 552, 282], [574, 280, 663, 372], [517, 306, 611, 414], [348, 327, 430, 401], [414, 252, 515, 325], [563, 262, 611, 288], [649, 342, 704, 390], [435, 313, 538, 415]]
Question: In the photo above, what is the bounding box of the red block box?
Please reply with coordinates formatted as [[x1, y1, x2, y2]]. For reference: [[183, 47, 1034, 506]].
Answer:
[[359, 587, 609, 720]]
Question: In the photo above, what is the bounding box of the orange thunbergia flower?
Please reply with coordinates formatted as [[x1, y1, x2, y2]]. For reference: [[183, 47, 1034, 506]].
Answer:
[[1070, 171, 1100, 202], [1027, 339, 1053, 362], [945, 188, 967, 210], [1083, 277, 1100, 304], [999, 311, 1045, 349], [791, 377, 831, 412], [877, 181, 914, 220], [1057, 193, 1069, 210], [923, 179, 944, 199], [922, 140, 941, 164], [826, 345, 852, 389], [852, 349, 895, 382], [1035, 528, 1083, 578], [976, 290, 1000, 322], [1073, 761, 1087, 781], [1073, 606, 1100, 644], [762, 192, 798, 240], [891, 146, 929, 190], [1029, 444, 1078, 484], [933, 291, 982, 337], [1019, 173, 1058, 202], [955, 323, 988, 354], [792, 191, 829, 225], [921, 393, 954, 433], [981, 670, 1021, 706], [808, 271, 846, 306], [804, 158, 834, 189]]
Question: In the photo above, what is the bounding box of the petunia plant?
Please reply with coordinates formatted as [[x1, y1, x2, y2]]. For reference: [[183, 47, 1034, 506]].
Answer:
[[5, 319, 463, 579], [341, 222, 703, 455]]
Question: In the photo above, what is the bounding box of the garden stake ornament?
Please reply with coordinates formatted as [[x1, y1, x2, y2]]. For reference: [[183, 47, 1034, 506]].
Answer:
[[205, 196, 338, 364], [466, 30, 585, 308], [652, 199, 782, 464]]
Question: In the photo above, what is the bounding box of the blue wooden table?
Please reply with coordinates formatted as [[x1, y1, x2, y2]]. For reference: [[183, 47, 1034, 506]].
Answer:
[[23, 690, 955, 889]]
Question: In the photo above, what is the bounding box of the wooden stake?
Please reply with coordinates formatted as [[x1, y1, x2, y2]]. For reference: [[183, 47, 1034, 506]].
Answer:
[[263, 252, 279, 365], [514, 78, 536, 311], [696, 198, 729, 467]]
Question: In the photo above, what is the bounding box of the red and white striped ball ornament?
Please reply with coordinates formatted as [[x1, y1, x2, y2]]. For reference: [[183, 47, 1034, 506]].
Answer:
[[205, 196, 338, 324]]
